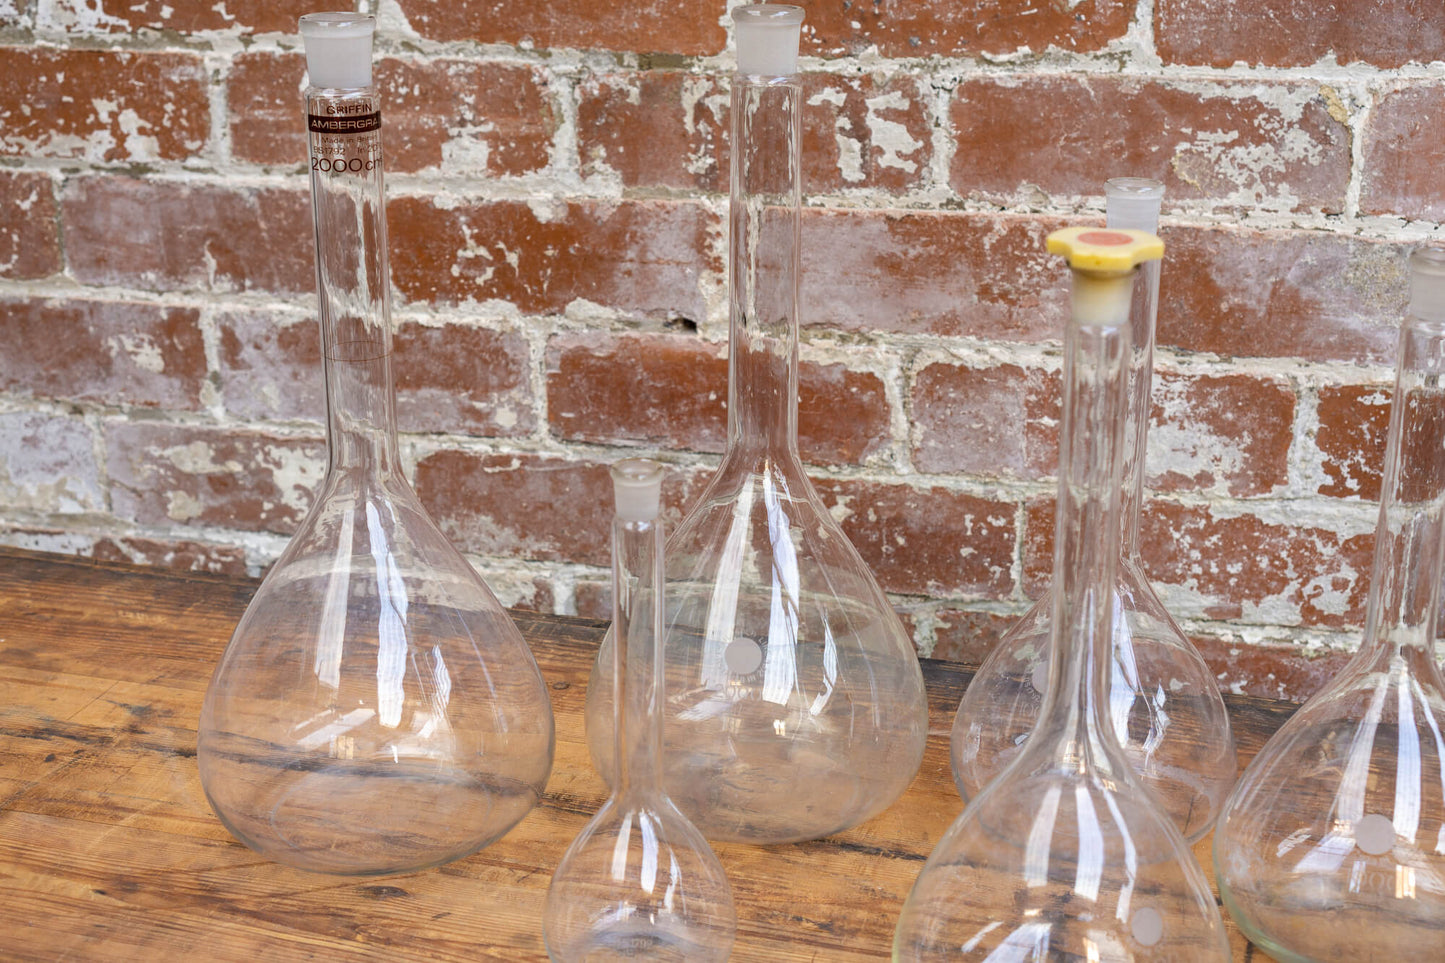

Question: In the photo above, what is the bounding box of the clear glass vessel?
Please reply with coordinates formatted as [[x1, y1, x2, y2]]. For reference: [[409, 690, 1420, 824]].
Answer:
[[196, 13, 554, 876], [582, 4, 928, 844], [895, 228, 1230, 961], [1213, 247, 1445, 962], [950, 179, 1235, 843], [544, 460, 735, 962]]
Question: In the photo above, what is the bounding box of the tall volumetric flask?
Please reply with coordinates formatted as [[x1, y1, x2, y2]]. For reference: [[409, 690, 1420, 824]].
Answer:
[[583, 4, 928, 844], [1213, 247, 1445, 961], [950, 179, 1235, 843], [196, 13, 554, 875], [544, 461, 735, 962], [895, 229, 1230, 961]]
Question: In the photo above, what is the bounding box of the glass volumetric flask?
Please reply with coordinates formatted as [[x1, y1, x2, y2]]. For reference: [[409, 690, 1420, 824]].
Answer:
[[197, 13, 554, 876], [1213, 247, 1445, 962], [544, 460, 736, 962], [896, 229, 1230, 962], [950, 179, 1235, 843], [583, 4, 928, 844]]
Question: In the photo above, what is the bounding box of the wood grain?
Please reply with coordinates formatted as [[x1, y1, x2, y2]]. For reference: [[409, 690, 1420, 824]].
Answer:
[[0, 547, 1286, 961]]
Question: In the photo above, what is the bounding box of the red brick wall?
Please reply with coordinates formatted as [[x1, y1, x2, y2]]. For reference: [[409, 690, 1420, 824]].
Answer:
[[3, 1, 1442, 701]]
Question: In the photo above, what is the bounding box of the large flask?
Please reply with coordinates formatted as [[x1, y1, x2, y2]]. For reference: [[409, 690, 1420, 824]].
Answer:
[[583, 4, 928, 844], [197, 12, 555, 875], [950, 179, 1235, 843], [895, 227, 1229, 960], [1213, 246, 1445, 961]]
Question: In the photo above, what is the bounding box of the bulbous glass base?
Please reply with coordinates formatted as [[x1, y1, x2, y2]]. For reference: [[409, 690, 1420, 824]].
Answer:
[[951, 562, 1235, 843], [198, 485, 555, 875]]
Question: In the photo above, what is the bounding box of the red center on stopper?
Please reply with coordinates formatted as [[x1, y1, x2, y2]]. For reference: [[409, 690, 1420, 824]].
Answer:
[[1076, 230, 1133, 246]]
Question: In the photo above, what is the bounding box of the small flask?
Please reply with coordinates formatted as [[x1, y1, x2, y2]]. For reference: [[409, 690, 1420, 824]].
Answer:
[[1213, 247, 1445, 961], [895, 228, 1230, 961], [582, 3, 928, 844], [544, 460, 736, 962], [197, 12, 554, 875], [950, 179, 1236, 843]]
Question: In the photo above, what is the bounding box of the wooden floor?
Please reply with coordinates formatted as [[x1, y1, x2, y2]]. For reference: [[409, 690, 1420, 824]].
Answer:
[[0, 547, 1289, 960]]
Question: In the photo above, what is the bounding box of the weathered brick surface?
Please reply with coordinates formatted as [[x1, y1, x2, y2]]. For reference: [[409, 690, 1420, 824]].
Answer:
[[1148, 372, 1295, 497], [800, 0, 1132, 59], [802, 210, 1068, 338], [911, 362, 1060, 479], [394, 321, 535, 437], [388, 197, 716, 321], [576, 70, 929, 194], [0, 47, 208, 162], [812, 478, 1016, 599], [546, 332, 891, 465], [230, 53, 554, 176], [106, 422, 325, 534], [0, 297, 206, 410], [0, 411, 103, 513], [414, 451, 707, 567], [1159, 228, 1405, 365], [1316, 384, 1391, 500], [1156, 0, 1445, 69], [62, 177, 313, 294], [392, 0, 726, 55], [1360, 85, 1445, 221], [0, 170, 60, 279], [215, 311, 324, 424], [951, 77, 1350, 214], [1193, 635, 1353, 703], [38, 0, 314, 34], [922, 608, 1021, 665]]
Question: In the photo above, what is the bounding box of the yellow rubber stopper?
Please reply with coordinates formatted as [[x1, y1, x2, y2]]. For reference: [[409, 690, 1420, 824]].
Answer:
[[1046, 226, 1164, 272]]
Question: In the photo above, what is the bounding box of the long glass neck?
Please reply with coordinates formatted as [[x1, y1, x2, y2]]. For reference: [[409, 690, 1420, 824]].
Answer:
[[1036, 277, 1132, 768], [1119, 258, 1159, 559], [611, 513, 667, 801], [727, 73, 802, 461], [1359, 316, 1445, 663], [305, 85, 400, 478]]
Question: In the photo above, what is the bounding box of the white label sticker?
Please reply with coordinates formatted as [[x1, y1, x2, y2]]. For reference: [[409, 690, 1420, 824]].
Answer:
[[724, 637, 764, 675], [1130, 906, 1164, 947], [1030, 660, 1049, 695], [1356, 813, 1395, 855]]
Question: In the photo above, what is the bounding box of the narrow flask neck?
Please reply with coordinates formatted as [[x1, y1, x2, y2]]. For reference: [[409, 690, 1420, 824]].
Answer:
[[1119, 259, 1160, 559], [1035, 282, 1133, 772], [306, 85, 402, 478], [727, 74, 802, 461], [611, 515, 668, 801], [1359, 315, 1445, 662]]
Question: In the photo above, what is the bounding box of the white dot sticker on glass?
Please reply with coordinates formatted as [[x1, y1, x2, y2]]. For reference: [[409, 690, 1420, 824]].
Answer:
[[1130, 906, 1164, 947], [1356, 813, 1396, 855], [1030, 661, 1049, 695], [725, 637, 763, 675]]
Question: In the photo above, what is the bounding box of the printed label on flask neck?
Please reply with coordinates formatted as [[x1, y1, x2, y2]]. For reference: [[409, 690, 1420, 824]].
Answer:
[[308, 111, 381, 134]]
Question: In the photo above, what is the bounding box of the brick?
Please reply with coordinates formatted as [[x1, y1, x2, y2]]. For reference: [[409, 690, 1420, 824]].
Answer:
[[413, 451, 707, 567], [951, 77, 1349, 214], [1139, 501, 1374, 630], [1157, 0, 1445, 69], [0, 47, 207, 162], [573, 579, 612, 621], [0, 171, 60, 279], [801, 210, 1068, 338], [388, 197, 716, 321], [911, 362, 1060, 479], [38, 0, 314, 34], [812, 478, 1016, 599], [1361, 85, 1445, 221], [800, 0, 1131, 59], [1159, 227, 1405, 365], [216, 311, 324, 423], [394, 321, 535, 437], [1147, 372, 1295, 497], [1022, 496, 1056, 598], [229, 54, 555, 176], [1193, 635, 1352, 704], [106, 422, 325, 535], [576, 70, 930, 194], [1316, 384, 1390, 500], [392, 0, 726, 55], [545, 332, 890, 466], [923, 608, 1022, 666], [62, 177, 312, 294], [0, 412, 102, 513], [0, 297, 206, 410], [0, 527, 249, 577]]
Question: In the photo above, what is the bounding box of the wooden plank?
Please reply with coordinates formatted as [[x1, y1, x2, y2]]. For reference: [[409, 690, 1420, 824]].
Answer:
[[0, 547, 1283, 960]]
